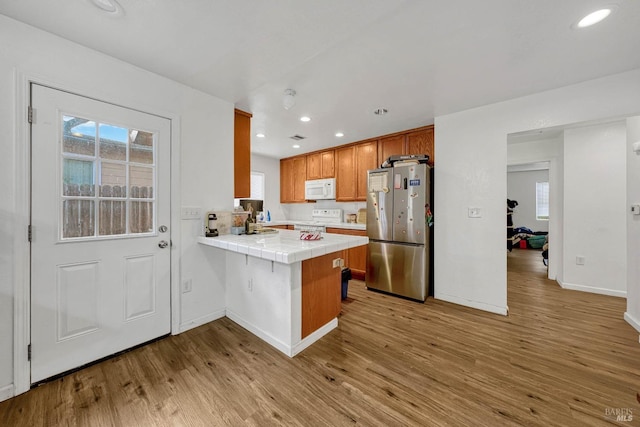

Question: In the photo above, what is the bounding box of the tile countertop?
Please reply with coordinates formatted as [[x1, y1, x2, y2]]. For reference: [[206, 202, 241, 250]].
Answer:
[[262, 220, 366, 231], [198, 229, 368, 265]]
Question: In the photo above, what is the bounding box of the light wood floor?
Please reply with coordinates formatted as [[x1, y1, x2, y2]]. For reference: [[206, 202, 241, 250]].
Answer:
[[2, 249, 639, 426]]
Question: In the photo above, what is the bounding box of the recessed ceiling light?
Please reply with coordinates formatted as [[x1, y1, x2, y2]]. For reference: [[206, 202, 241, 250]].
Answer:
[[292, 144, 301, 149], [256, 133, 265, 138], [574, 6, 616, 28], [300, 116, 311, 122], [88, 0, 124, 15], [335, 132, 344, 138], [374, 108, 388, 115]]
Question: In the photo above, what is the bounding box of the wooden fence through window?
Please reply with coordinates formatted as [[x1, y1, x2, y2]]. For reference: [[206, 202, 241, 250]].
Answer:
[[62, 184, 153, 238]]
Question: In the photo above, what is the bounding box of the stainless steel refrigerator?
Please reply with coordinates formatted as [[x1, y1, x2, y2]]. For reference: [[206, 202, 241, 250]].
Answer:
[[366, 162, 432, 301]]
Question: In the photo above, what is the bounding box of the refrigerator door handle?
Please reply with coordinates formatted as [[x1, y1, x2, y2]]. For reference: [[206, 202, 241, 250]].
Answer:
[[404, 177, 407, 190]]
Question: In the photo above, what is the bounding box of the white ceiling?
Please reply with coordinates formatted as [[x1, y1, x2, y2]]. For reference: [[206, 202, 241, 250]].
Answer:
[[2, 0, 640, 159]]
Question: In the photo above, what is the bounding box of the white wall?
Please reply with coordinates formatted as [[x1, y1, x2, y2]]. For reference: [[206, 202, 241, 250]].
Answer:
[[507, 169, 549, 232], [435, 68, 640, 316], [626, 116, 640, 333], [0, 15, 233, 397], [562, 122, 627, 297]]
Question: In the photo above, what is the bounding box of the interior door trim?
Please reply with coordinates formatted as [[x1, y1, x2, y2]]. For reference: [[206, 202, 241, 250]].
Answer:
[[12, 71, 182, 397]]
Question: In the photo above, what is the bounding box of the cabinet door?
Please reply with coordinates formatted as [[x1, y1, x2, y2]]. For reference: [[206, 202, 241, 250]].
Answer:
[[355, 141, 378, 201], [406, 126, 435, 164], [306, 152, 322, 180], [378, 134, 405, 162], [293, 156, 307, 202], [301, 252, 342, 338], [336, 146, 356, 201], [321, 150, 335, 178], [326, 228, 367, 280], [280, 158, 294, 203], [234, 109, 252, 198]]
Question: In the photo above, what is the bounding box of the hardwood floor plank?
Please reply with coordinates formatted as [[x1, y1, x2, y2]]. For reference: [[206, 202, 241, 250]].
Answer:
[[1, 249, 639, 426]]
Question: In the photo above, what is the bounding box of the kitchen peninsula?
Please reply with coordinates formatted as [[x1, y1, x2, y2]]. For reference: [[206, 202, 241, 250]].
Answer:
[[198, 229, 368, 356]]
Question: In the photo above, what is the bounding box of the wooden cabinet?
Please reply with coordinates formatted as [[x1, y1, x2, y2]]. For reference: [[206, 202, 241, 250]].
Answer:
[[355, 141, 378, 201], [335, 146, 355, 201], [279, 125, 433, 204], [326, 228, 367, 280], [301, 252, 342, 338], [307, 150, 335, 180], [378, 134, 406, 161], [335, 141, 377, 202], [406, 126, 435, 163], [280, 157, 307, 203], [280, 158, 294, 203], [293, 156, 307, 202], [377, 125, 435, 165], [266, 224, 294, 230], [234, 109, 252, 198]]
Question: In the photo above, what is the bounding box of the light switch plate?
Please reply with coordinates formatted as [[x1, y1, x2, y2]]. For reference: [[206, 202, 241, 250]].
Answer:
[[181, 206, 202, 220]]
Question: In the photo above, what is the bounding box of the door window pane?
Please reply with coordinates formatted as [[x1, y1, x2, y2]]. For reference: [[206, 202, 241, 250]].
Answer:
[[99, 123, 128, 161], [101, 162, 127, 197], [63, 116, 95, 156], [130, 201, 153, 234], [99, 200, 126, 236], [63, 159, 95, 196], [130, 166, 153, 198], [63, 200, 95, 238], [130, 130, 154, 164]]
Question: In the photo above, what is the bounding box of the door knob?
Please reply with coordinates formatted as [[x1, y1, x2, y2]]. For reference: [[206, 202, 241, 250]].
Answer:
[[158, 240, 169, 248]]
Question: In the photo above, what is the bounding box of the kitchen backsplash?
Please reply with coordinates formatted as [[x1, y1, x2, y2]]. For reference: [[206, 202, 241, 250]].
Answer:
[[282, 200, 366, 222]]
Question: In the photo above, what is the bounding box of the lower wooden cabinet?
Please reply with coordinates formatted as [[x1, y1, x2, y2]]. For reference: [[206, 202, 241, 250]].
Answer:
[[301, 252, 342, 338], [266, 224, 294, 230], [325, 228, 367, 280]]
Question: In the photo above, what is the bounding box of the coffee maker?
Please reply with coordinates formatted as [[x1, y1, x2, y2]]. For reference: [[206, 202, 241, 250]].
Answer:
[[206, 212, 219, 237]]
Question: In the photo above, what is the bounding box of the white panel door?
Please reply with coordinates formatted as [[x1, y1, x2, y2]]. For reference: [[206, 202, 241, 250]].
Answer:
[[30, 84, 171, 383]]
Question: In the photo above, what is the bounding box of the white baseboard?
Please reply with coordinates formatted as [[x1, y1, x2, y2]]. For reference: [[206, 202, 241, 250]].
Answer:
[[0, 384, 14, 402], [225, 309, 292, 357], [557, 280, 626, 298], [435, 293, 508, 316], [624, 312, 640, 334], [177, 309, 226, 334], [292, 319, 338, 356]]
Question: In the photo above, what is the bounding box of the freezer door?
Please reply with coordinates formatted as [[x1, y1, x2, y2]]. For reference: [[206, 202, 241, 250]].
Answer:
[[366, 241, 427, 301], [367, 168, 393, 241], [392, 163, 428, 244]]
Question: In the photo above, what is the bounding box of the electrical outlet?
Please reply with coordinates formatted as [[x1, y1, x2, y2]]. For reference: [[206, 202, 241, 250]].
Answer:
[[181, 206, 202, 220], [576, 256, 585, 265], [182, 278, 192, 293], [468, 207, 482, 218], [332, 258, 344, 268]]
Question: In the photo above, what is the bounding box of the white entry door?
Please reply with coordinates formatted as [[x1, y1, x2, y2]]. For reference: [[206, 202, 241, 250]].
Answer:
[[30, 84, 171, 383]]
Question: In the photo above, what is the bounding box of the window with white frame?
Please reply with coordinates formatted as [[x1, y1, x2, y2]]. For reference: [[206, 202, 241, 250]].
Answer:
[[536, 181, 549, 220], [234, 171, 265, 207]]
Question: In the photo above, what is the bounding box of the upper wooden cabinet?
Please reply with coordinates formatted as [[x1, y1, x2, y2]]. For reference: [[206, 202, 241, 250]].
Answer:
[[234, 109, 252, 198], [355, 141, 378, 201], [378, 134, 406, 161], [306, 150, 335, 180], [377, 125, 434, 165], [293, 156, 307, 202], [279, 125, 433, 204], [280, 157, 307, 203], [406, 126, 435, 163], [335, 146, 355, 201], [280, 158, 294, 203]]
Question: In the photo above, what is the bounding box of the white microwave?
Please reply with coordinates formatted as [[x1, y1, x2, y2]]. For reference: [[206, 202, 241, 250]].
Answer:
[[304, 178, 336, 200]]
